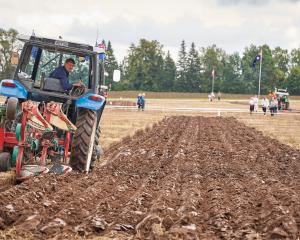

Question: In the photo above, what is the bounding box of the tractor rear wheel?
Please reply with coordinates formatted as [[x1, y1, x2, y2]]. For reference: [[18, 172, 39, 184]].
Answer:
[[0, 152, 11, 172], [90, 124, 102, 170], [70, 109, 99, 172]]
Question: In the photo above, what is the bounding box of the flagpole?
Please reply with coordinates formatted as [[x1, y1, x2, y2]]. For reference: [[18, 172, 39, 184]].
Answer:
[[212, 68, 215, 94], [95, 26, 99, 46], [258, 49, 263, 99]]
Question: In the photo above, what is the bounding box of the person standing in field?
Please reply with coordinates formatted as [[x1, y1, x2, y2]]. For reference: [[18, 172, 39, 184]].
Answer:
[[217, 91, 221, 101], [211, 92, 215, 101], [284, 95, 289, 110], [137, 93, 142, 110], [141, 93, 146, 111], [269, 97, 277, 116], [249, 97, 255, 115], [261, 97, 269, 116], [253, 95, 259, 112]]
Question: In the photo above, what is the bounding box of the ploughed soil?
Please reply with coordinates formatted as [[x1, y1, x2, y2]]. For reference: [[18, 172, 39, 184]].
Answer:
[[0, 116, 300, 239]]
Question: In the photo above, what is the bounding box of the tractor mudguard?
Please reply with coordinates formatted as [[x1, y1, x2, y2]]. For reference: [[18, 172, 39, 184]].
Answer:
[[0, 80, 28, 99], [75, 93, 106, 111]]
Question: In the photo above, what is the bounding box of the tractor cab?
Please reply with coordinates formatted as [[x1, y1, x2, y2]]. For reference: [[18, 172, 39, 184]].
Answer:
[[0, 35, 109, 180], [11, 35, 105, 98], [1, 35, 108, 123]]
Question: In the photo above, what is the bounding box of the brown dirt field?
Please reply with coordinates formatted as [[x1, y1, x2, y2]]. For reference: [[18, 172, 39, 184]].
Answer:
[[0, 116, 299, 239]]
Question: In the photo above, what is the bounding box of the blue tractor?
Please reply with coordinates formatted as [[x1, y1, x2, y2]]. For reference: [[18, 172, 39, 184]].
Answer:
[[0, 35, 110, 180]]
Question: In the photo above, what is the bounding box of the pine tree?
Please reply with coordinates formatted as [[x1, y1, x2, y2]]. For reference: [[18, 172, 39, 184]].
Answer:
[[175, 40, 188, 91], [162, 51, 176, 91], [104, 41, 119, 88], [186, 42, 201, 92]]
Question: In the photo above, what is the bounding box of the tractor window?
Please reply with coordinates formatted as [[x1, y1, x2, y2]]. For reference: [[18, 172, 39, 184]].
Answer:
[[32, 50, 92, 88], [61, 54, 91, 86], [35, 50, 60, 87], [19, 46, 92, 89], [18, 46, 39, 80], [24, 55, 35, 78]]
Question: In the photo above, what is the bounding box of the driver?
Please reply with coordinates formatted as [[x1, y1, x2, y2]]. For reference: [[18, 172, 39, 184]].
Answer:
[[49, 58, 81, 91]]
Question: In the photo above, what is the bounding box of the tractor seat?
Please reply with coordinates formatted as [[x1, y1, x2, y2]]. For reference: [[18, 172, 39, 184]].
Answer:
[[43, 78, 66, 93]]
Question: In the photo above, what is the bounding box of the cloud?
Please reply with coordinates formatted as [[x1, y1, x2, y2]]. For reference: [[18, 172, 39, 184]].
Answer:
[[0, 0, 300, 61], [216, 0, 300, 5]]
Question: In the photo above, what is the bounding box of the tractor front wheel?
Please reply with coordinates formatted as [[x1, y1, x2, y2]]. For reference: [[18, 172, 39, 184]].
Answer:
[[70, 109, 99, 172]]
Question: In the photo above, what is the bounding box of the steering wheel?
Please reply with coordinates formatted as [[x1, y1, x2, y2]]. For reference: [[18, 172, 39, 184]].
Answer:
[[70, 83, 86, 97]]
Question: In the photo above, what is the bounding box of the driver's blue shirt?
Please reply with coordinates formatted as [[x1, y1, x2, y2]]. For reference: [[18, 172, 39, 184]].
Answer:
[[49, 66, 73, 91]]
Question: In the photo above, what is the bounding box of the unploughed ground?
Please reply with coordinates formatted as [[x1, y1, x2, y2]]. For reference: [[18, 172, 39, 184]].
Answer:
[[0, 116, 299, 239]]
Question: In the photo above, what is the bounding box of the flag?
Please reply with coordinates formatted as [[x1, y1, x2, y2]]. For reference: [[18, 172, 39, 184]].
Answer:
[[252, 50, 262, 68], [98, 43, 106, 50], [95, 40, 106, 50], [96, 42, 106, 60], [31, 47, 38, 59]]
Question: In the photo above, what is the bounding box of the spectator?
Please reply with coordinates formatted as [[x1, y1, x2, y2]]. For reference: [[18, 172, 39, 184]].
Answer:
[[253, 95, 259, 112], [217, 91, 221, 101], [211, 92, 215, 101], [284, 95, 289, 110], [261, 97, 269, 116], [141, 93, 146, 111], [137, 93, 142, 110], [269, 97, 278, 116], [249, 97, 255, 115]]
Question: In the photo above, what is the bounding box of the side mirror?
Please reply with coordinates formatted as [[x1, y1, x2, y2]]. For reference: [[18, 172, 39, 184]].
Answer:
[[113, 70, 121, 82], [10, 52, 19, 66]]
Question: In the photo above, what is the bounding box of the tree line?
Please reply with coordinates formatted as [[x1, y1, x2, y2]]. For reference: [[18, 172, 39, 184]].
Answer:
[[112, 39, 300, 95], [1, 28, 300, 95]]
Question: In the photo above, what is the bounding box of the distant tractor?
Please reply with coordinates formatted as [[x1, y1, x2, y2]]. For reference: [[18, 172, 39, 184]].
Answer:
[[0, 35, 119, 180], [274, 88, 290, 111]]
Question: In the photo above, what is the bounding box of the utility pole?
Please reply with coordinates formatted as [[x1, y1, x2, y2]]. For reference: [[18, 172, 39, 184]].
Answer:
[[258, 49, 263, 99], [211, 68, 215, 94]]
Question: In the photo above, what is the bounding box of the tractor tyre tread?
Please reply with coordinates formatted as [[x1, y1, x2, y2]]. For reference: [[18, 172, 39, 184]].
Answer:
[[70, 109, 100, 172]]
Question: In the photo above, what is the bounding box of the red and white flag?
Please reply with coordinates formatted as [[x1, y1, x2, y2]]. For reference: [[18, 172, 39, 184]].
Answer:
[[98, 43, 106, 50]]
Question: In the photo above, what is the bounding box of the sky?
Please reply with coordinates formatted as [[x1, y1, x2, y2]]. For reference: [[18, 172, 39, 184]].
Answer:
[[0, 0, 300, 61]]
